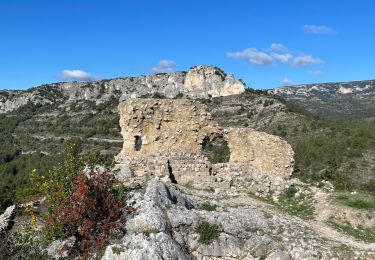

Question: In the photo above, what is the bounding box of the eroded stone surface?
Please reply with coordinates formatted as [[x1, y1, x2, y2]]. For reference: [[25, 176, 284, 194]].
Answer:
[[225, 128, 294, 176], [116, 98, 295, 195], [102, 179, 375, 260], [184, 65, 245, 98], [117, 99, 219, 158]]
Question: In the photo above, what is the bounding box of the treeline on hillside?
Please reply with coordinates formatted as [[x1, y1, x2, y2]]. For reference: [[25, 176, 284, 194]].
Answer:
[[292, 120, 375, 193], [0, 101, 120, 212], [0, 103, 61, 211]]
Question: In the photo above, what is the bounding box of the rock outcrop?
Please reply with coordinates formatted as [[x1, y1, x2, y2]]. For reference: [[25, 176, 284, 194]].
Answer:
[[183, 66, 245, 97], [115, 98, 294, 196], [0, 205, 16, 236], [0, 65, 245, 113], [103, 179, 374, 260]]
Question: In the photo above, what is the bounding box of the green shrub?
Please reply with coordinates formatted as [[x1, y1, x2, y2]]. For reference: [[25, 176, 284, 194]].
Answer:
[[202, 137, 230, 164], [285, 186, 298, 198], [152, 92, 166, 99], [198, 202, 217, 211], [196, 222, 220, 244], [174, 92, 184, 99]]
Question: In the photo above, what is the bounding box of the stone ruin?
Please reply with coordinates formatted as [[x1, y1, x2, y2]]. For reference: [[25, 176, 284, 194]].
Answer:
[[115, 98, 295, 196]]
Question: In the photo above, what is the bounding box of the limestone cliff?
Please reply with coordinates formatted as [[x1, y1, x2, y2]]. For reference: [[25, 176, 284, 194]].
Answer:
[[0, 65, 245, 113]]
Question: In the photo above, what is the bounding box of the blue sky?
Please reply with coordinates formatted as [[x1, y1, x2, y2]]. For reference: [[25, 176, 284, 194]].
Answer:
[[0, 0, 374, 90]]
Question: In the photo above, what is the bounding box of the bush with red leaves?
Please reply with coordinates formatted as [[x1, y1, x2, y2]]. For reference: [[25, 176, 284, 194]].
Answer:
[[47, 172, 131, 256]]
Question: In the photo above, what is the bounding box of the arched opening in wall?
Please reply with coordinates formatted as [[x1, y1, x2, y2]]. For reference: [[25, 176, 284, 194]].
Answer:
[[134, 135, 142, 151], [202, 136, 231, 164], [167, 160, 177, 184]]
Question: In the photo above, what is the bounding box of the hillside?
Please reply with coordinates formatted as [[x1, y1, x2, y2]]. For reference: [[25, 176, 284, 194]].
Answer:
[[271, 79, 375, 120], [0, 67, 375, 258], [1, 69, 375, 212], [1, 88, 374, 259]]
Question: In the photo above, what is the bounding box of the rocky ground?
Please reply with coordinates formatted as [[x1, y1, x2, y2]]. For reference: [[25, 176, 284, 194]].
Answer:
[[0, 177, 374, 259], [100, 179, 375, 260]]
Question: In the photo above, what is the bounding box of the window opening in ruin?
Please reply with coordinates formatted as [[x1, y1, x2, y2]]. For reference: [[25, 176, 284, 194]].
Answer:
[[168, 160, 177, 184], [134, 135, 142, 151], [202, 136, 231, 164]]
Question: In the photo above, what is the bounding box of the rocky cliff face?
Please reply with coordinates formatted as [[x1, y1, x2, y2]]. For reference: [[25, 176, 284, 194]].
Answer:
[[0, 65, 245, 113]]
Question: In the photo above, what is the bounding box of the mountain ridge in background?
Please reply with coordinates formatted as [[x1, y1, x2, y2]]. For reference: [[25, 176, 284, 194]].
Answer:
[[271, 79, 375, 120]]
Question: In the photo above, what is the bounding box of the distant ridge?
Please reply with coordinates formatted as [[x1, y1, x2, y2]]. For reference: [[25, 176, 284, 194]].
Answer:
[[270, 79, 375, 119]]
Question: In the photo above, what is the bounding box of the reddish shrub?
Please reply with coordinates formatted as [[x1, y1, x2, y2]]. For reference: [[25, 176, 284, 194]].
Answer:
[[47, 172, 131, 256]]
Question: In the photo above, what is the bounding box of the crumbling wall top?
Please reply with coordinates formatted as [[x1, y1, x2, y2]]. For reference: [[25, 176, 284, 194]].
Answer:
[[118, 98, 219, 158]]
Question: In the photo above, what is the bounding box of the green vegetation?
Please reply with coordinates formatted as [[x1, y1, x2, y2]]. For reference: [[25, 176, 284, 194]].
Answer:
[[0, 95, 122, 212], [174, 92, 184, 99], [328, 218, 375, 243], [251, 189, 315, 220], [334, 193, 375, 210], [276, 193, 315, 220], [292, 120, 375, 193], [196, 221, 220, 244], [198, 202, 217, 211], [202, 137, 230, 164], [0, 226, 49, 259], [285, 186, 298, 198], [140, 92, 166, 99]]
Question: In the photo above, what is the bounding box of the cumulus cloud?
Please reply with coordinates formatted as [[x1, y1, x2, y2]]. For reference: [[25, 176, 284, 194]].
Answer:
[[227, 43, 324, 68], [269, 43, 288, 53], [226, 48, 273, 65], [282, 77, 292, 86], [303, 24, 336, 35], [151, 60, 176, 73], [60, 70, 99, 82], [271, 52, 293, 64], [293, 54, 324, 67]]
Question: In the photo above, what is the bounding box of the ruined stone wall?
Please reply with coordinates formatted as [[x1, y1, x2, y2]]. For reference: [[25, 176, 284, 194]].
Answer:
[[117, 99, 219, 158], [116, 98, 295, 195], [225, 128, 294, 176]]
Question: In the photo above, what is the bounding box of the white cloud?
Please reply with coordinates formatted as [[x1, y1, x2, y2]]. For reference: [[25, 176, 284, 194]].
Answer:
[[60, 70, 99, 82], [271, 52, 293, 64], [269, 43, 288, 53], [226, 48, 273, 65], [227, 43, 324, 68], [293, 54, 324, 67], [282, 77, 292, 86], [303, 24, 336, 35], [151, 60, 176, 73]]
